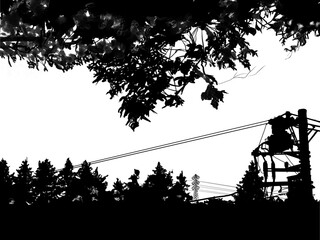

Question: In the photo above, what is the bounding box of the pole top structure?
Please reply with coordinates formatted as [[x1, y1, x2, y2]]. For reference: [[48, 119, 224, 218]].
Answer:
[[252, 109, 316, 202]]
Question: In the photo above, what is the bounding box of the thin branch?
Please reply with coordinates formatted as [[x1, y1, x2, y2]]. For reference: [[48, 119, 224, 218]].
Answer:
[[219, 65, 265, 85]]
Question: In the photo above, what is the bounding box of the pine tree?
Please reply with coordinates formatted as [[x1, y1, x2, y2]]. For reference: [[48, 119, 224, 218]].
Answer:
[[234, 161, 265, 205], [57, 158, 76, 204], [33, 159, 58, 206], [92, 167, 108, 203], [113, 178, 125, 202], [14, 159, 34, 206], [167, 171, 192, 205], [0, 159, 13, 206], [74, 161, 107, 205], [143, 162, 173, 205]]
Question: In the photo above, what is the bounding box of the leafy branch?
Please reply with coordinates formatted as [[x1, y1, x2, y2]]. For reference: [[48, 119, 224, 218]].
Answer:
[[1, 0, 320, 129]]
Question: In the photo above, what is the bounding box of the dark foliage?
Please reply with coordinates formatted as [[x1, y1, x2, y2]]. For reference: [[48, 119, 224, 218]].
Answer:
[[33, 159, 58, 206], [13, 159, 34, 206], [0, 159, 13, 205], [234, 160, 265, 205], [2, 0, 320, 129], [0, 158, 193, 208]]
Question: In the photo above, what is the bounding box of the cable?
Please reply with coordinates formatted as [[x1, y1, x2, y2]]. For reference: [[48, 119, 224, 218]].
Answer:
[[199, 185, 235, 192], [190, 192, 236, 202], [273, 155, 285, 163], [71, 120, 268, 169], [307, 117, 320, 125], [196, 180, 236, 189], [284, 155, 295, 167], [198, 189, 233, 195], [258, 124, 267, 146], [287, 113, 320, 126]]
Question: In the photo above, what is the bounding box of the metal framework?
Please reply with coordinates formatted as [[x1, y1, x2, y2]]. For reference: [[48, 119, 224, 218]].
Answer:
[[252, 109, 319, 202], [191, 174, 200, 201]]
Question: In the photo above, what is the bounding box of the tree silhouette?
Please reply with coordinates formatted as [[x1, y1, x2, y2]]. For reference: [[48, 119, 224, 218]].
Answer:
[[73, 160, 107, 205], [33, 159, 58, 206], [143, 162, 173, 205], [13, 159, 34, 206], [167, 171, 192, 206], [2, 1, 319, 129], [91, 167, 110, 204], [0, 159, 13, 206], [234, 161, 265, 205], [112, 178, 125, 203], [57, 158, 77, 204], [123, 169, 142, 205]]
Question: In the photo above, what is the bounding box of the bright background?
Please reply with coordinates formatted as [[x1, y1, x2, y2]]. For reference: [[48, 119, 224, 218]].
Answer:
[[0, 30, 319, 200]]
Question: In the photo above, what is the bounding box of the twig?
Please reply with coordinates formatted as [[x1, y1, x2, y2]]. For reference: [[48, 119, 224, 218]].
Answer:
[[219, 65, 265, 85]]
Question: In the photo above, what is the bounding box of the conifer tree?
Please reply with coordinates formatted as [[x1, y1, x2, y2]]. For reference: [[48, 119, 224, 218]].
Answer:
[[113, 178, 125, 202], [74, 161, 107, 205], [57, 158, 76, 204], [0, 159, 13, 206], [33, 159, 58, 206], [234, 161, 265, 205], [143, 162, 173, 205], [14, 159, 34, 206], [168, 171, 192, 205]]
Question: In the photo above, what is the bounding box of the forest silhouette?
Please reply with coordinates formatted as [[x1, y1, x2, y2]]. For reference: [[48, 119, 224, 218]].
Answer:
[[0, 158, 318, 239]]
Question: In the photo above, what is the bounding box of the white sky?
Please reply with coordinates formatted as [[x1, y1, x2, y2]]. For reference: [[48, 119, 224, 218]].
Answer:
[[0, 30, 319, 200]]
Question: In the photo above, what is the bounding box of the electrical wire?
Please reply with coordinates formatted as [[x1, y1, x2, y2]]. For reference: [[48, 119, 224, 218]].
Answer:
[[190, 192, 236, 202], [258, 124, 268, 146], [307, 117, 320, 125], [71, 120, 268, 169], [199, 185, 235, 192], [284, 155, 295, 167], [198, 189, 233, 195], [273, 155, 285, 163], [188, 180, 236, 189], [199, 180, 236, 189]]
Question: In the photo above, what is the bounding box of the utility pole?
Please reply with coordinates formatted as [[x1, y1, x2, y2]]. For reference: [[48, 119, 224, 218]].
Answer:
[[297, 109, 314, 202]]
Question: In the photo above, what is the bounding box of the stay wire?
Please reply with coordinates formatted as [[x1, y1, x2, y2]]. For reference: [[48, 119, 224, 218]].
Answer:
[[284, 154, 295, 167], [72, 120, 268, 169], [258, 124, 267, 146]]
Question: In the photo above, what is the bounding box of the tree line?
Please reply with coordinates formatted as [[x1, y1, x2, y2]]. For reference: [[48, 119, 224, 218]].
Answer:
[[0, 158, 318, 239], [1, 158, 319, 209], [0, 158, 193, 208]]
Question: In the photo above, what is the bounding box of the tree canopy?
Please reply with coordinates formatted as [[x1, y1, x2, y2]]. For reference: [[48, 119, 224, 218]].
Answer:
[[1, 0, 320, 129]]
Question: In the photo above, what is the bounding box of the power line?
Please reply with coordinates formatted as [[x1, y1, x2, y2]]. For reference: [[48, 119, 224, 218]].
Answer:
[[199, 185, 236, 192], [190, 192, 236, 202], [198, 189, 233, 195], [196, 180, 237, 189], [72, 120, 268, 169]]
